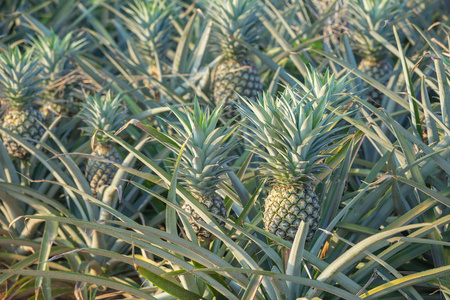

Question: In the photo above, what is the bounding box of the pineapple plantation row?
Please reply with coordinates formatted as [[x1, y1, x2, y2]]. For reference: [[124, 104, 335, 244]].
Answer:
[[0, 0, 449, 299]]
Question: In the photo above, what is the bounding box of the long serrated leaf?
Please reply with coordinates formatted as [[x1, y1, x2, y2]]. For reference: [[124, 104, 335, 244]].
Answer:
[[35, 220, 58, 299], [188, 266, 361, 300], [361, 265, 450, 299], [138, 267, 205, 300], [286, 221, 308, 299], [0, 269, 155, 299], [241, 273, 263, 300], [305, 224, 431, 298]]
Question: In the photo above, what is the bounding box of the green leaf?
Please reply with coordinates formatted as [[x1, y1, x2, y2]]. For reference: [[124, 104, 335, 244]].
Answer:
[[361, 265, 450, 299], [241, 273, 263, 300], [137, 267, 205, 300], [305, 223, 431, 298], [286, 221, 308, 299], [35, 220, 58, 299], [0, 269, 155, 299]]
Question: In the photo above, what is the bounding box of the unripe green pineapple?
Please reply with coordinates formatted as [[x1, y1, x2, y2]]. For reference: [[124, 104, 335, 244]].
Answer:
[[210, 0, 263, 118], [158, 99, 237, 242], [182, 194, 227, 241], [80, 91, 126, 197], [238, 71, 351, 242], [264, 185, 321, 241], [86, 144, 122, 197], [347, 0, 410, 106], [122, 0, 177, 102], [312, 0, 348, 44], [358, 58, 393, 106], [32, 31, 86, 120], [0, 47, 45, 160]]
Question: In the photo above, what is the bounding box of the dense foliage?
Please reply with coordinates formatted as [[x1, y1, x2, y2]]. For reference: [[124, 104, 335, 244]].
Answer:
[[0, 0, 449, 299]]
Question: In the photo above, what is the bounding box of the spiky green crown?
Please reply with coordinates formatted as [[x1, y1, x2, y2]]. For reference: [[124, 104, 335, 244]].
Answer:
[[80, 91, 127, 143], [123, 0, 176, 65], [296, 67, 354, 107], [238, 88, 345, 188], [0, 47, 43, 108], [31, 31, 86, 82], [162, 99, 238, 197], [209, 0, 262, 59], [347, 0, 410, 61]]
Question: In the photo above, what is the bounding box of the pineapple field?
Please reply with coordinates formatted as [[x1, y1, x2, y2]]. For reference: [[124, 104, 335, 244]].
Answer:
[[1, 0, 450, 299]]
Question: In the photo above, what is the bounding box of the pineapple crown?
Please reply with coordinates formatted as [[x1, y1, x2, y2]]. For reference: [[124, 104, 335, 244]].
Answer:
[[31, 30, 86, 82], [209, 0, 262, 59], [347, 0, 410, 61], [80, 91, 127, 143], [122, 0, 177, 64], [296, 67, 355, 107], [237, 87, 346, 188], [162, 99, 238, 197], [0, 47, 44, 108]]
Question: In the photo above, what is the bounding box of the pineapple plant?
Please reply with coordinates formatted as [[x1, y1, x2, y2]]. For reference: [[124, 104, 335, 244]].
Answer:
[[159, 99, 237, 242], [313, 0, 349, 44], [347, 0, 409, 106], [238, 84, 347, 242], [32, 31, 86, 121], [0, 47, 45, 160], [122, 0, 177, 102], [80, 91, 126, 197], [209, 0, 263, 118]]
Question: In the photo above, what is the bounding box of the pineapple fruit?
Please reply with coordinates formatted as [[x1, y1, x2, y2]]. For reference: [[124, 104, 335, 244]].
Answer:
[[159, 99, 237, 242], [32, 31, 86, 121], [347, 0, 409, 106], [122, 0, 176, 102], [80, 91, 126, 197], [210, 0, 263, 118], [313, 0, 348, 44], [238, 81, 348, 242], [0, 48, 45, 160]]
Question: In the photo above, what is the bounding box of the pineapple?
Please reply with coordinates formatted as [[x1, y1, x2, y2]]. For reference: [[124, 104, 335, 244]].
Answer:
[[160, 99, 237, 242], [122, 0, 176, 102], [32, 31, 86, 120], [313, 0, 349, 44], [80, 91, 126, 197], [347, 0, 409, 106], [0, 48, 44, 160], [210, 0, 263, 118], [238, 82, 348, 242]]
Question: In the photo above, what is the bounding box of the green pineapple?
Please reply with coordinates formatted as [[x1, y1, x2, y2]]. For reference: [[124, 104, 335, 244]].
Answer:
[[210, 0, 263, 118], [80, 91, 126, 197], [0, 48, 44, 160], [32, 31, 86, 120], [161, 100, 237, 242], [238, 82, 347, 242], [347, 0, 409, 106], [122, 0, 176, 101], [313, 0, 348, 44]]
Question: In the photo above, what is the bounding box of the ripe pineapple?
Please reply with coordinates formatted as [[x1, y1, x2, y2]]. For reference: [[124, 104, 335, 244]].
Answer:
[[238, 85, 347, 242], [32, 31, 86, 120], [80, 91, 126, 197], [122, 0, 176, 102], [0, 48, 45, 160], [210, 0, 263, 118], [160, 100, 237, 242], [347, 0, 409, 106]]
